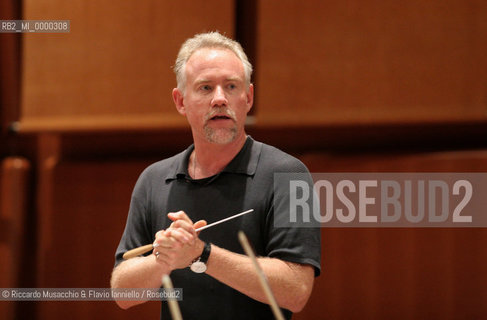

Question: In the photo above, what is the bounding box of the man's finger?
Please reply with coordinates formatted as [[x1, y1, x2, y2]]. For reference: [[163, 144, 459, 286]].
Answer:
[[167, 210, 194, 224], [167, 228, 193, 244], [194, 220, 207, 234]]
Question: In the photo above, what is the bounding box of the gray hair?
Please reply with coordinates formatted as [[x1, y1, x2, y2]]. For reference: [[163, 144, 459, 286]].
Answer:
[[174, 32, 253, 93]]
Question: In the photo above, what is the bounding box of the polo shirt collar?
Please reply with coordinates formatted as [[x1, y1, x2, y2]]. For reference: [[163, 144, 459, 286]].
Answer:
[[166, 136, 261, 182]]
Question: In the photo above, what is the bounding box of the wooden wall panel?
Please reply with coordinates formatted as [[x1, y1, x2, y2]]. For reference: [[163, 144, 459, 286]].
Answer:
[[255, 0, 487, 126], [0, 0, 21, 134], [20, 0, 234, 132], [0, 157, 31, 320], [293, 150, 487, 319]]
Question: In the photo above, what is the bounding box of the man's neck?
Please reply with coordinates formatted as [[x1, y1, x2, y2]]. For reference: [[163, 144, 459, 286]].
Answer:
[[190, 133, 248, 179]]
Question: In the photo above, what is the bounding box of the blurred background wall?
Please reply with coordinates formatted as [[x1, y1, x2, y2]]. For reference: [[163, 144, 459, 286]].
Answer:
[[1, 0, 486, 319]]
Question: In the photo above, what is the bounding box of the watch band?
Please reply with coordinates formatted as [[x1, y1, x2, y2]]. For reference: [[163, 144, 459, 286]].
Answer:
[[199, 241, 211, 264], [190, 242, 211, 273]]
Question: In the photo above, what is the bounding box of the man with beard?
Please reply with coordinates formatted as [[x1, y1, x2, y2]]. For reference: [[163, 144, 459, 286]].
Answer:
[[111, 32, 321, 320]]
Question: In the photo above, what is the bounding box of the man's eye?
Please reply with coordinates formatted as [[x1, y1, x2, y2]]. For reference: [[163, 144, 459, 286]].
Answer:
[[201, 85, 212, 91], [227, 83, 237, 90]]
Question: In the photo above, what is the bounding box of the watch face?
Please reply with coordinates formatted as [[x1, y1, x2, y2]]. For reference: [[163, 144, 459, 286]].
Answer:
[[190, 261, 207, 273]]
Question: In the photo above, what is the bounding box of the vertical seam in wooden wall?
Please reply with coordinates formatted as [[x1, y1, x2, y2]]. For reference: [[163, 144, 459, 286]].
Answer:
[[235, 0, 258, 116]]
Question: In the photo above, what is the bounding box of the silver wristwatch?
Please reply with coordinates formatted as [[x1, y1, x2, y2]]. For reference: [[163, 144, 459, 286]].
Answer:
[[190, 242, 211, 273]]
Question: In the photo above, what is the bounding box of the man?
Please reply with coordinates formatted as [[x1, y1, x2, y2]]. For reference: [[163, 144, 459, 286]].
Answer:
[[111, 32, 321, 319]]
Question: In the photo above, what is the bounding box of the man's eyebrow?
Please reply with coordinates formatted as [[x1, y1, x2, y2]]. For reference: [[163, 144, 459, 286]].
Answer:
[[194, 77, 243, 86], [194, 79, 211, 85], [225, 77, 242, 82]]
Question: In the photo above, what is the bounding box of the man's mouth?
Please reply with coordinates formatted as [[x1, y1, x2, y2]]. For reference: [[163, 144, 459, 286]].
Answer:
[[210, 115, 232, 121]]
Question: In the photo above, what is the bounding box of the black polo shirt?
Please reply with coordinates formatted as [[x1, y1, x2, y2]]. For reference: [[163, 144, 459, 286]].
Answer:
[[115, 136, 321, 320]]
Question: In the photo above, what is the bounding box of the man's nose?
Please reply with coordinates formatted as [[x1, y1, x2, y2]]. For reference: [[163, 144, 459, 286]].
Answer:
[[211, 86, 228, 107]]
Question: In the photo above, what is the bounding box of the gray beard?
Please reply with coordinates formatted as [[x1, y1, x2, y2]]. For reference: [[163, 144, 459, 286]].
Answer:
[[204, 126, 238, 144]]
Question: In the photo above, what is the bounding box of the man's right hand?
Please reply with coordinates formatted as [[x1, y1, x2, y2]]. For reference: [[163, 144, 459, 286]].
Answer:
[[152, 211, 207, 270]]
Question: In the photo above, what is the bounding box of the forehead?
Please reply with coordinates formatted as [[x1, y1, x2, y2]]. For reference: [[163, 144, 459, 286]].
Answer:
[[185, 48, 245, 80]]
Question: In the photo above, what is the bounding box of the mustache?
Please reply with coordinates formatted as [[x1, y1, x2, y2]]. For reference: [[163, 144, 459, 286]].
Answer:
[[204, 107, 236, 122]]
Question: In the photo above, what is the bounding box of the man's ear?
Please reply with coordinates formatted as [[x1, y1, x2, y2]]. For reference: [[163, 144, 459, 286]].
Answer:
[[172, 88, 186, 116], [246, 84, 254, 113]]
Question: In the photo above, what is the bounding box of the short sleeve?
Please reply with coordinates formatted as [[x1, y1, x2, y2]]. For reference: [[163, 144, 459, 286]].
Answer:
[[114, 170, 154, 267], [264, 157, 322, 276]]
